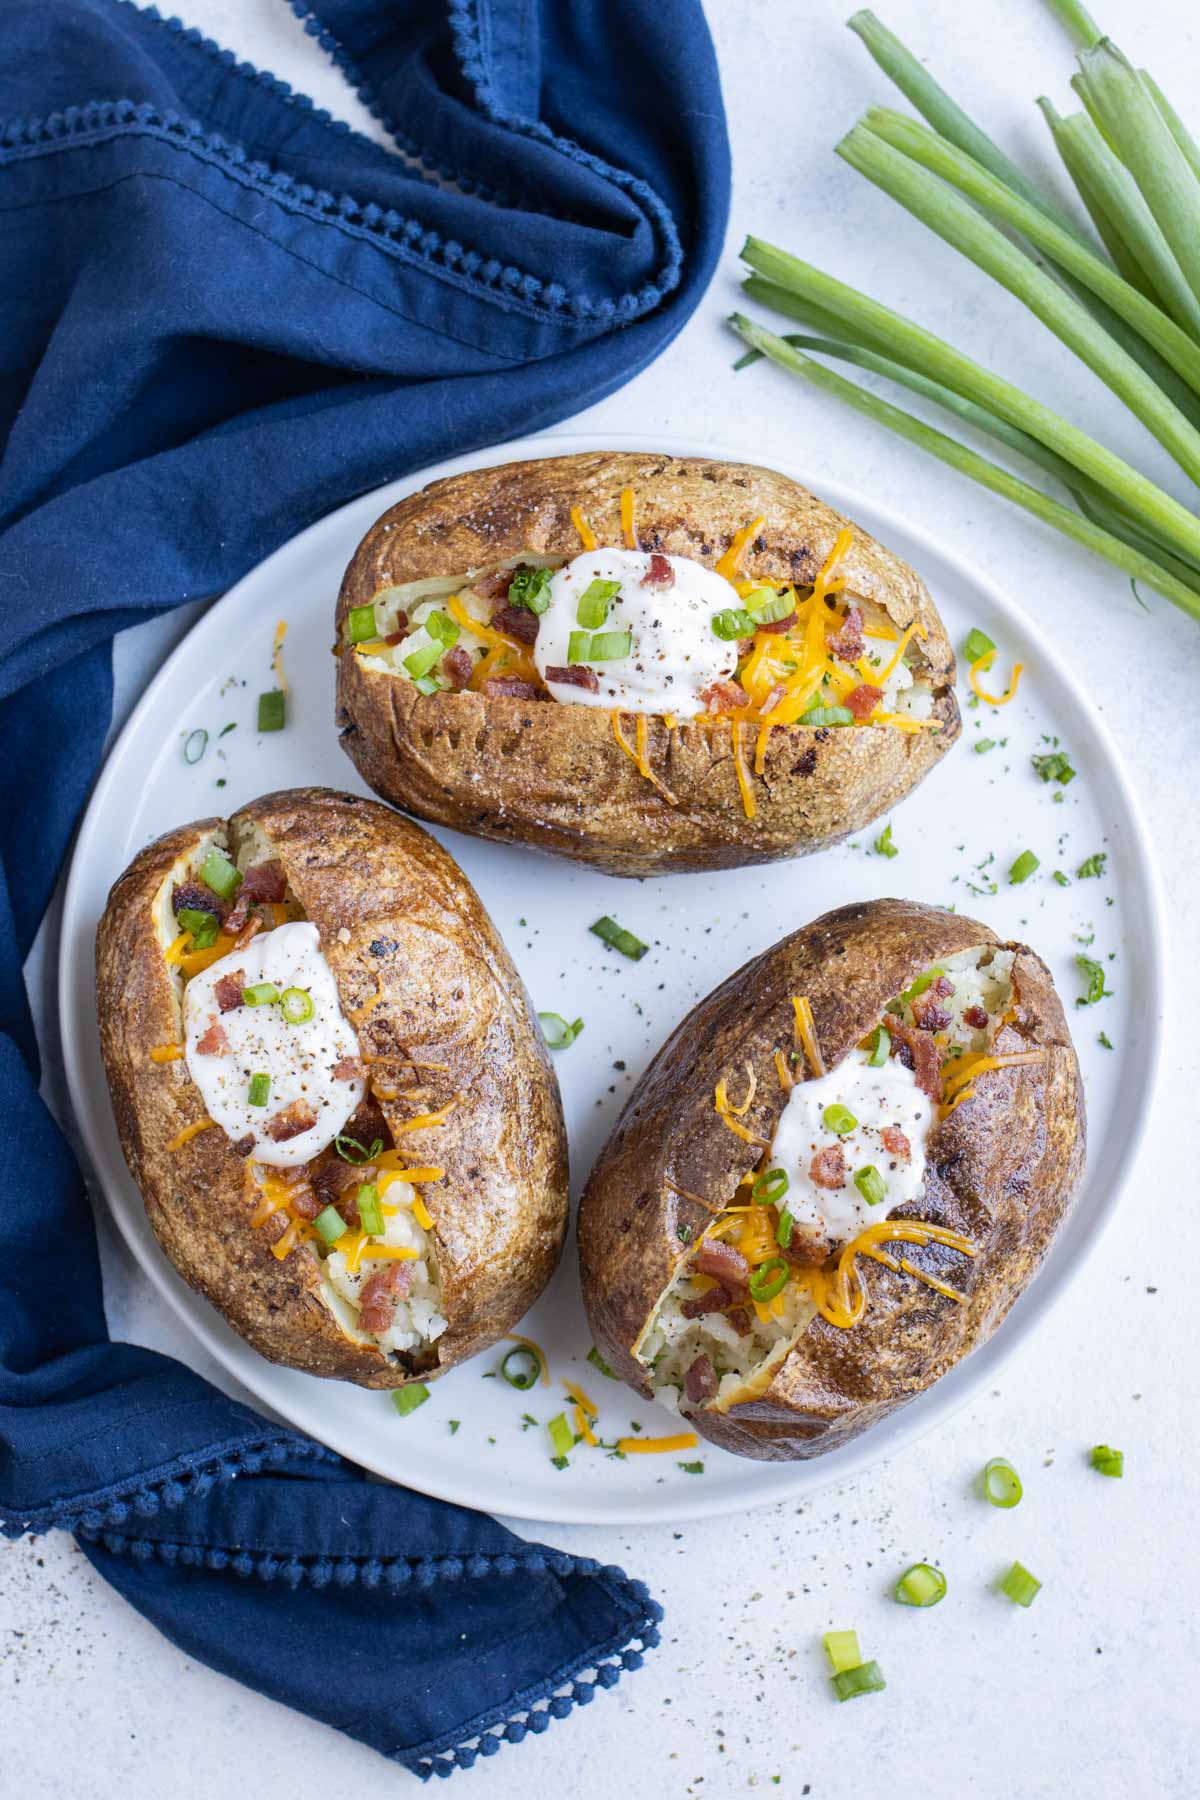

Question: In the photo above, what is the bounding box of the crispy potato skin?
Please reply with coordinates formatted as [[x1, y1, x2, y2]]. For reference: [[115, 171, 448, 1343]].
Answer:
[[96, 787, 568, 1387], [578, 899, 1085, 1459], [335, 453, 960, 876]]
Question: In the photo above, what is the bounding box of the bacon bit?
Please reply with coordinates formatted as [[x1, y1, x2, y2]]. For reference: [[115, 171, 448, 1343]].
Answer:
[[881, 1125, 911, 1161], [266, 1098, 317, 1143], [310, 1157, 368, 1221], [357, 1260, 414, 1333], [383, 613, 409, 643], [332, 1058, 363, 1082], [963, 1004, 989, 1030], [491, 604, 539, 645], [844, 682, 883, 721], [699, 679, 749, 713], [888, 1018, 944, 1104], [241, 860, 287, 904], [933, 975, 955, 997], [694, 1239, 750, 1288], [229, 909, 266, 951], [214, 969, 246, 1013], [685, 1354, 717, 1404], [911, 991, 953, 1033], [545, 664, 599, 691], [441, 644, 472, 689], [195, 1017, 230, 1057], [809, 1145, 846, 1189], [828, 605, 865, 662], [756, 610, 797, 635], [680, 1287, 737, 1319], [642, 552, 674, 587], [725, 1305, 752, 1337], [173, 880, 227, 922], [231, 1134, 255, 1157], [483, 676, 542, 699], [472, 568, 515, 602]]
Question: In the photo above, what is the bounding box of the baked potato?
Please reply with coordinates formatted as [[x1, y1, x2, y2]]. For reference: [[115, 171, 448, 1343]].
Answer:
[[96, 787, 568, 1389], [578, 899, 1085, 1459], [334, 452, 961, 877]]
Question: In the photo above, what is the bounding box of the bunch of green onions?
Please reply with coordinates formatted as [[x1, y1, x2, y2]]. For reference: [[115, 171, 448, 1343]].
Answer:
[[729, 0, 1200, 622]]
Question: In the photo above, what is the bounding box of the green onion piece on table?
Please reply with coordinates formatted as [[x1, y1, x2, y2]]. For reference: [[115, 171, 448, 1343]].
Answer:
[[895, 1562, 947, 1607], [538, 1012, 585, 1049], [547, 1413, 574, 1460], [183, 728, 208, 765], [982, 1456, 1023, 1508], [501, 1347, 541, 1391], [257, 689, 286, 732], [1090, 1443, 1124, 1478], [998, 1561, 1041, 1607], [590, 916, 648, 960], [832, 1659, 886, 1701], [1009, 850, 1040, 884], [392, 1384, 430, 1417], [822, 1629, 862, 1673]]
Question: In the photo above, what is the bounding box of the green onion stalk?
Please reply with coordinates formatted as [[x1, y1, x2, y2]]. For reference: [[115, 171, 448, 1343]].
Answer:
[[731, 6, 1200, 626]]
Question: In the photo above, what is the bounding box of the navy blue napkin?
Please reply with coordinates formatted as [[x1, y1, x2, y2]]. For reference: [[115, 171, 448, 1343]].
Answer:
[[0, 1, 728, 1773]]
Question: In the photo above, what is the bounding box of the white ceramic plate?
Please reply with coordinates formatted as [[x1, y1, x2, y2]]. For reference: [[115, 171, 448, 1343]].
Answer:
[[60, 432, 1164, 1525]]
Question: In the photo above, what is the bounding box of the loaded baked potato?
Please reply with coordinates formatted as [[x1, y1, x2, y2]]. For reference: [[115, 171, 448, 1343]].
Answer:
[[96, 787, 568, 1389], [334, 452, 961, 877], [578, 899, 1084, 1459]]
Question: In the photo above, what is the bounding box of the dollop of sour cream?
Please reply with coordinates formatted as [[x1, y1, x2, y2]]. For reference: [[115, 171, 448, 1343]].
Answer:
[[183, 921, 365, 1168], [533, 548, 738, 716], [771, 1051, 934, 1249]]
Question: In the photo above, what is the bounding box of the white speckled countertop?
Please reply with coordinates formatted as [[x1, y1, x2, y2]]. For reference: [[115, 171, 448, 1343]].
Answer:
[[4, 2, 1199, 1794]]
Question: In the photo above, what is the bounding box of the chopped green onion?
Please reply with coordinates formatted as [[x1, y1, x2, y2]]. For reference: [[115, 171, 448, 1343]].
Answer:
[[335, 1133, 384, 1164], [854, 1165, 886, 1207], [200, 847, 242, 900], [356, 1183, 383, 1236], [873, 822, 898, 858], [576, 578, 621, 628], [257, 689, 286, 732], [590, 916, 648, 960], [868, 1026, 891, 1067], [177, 907, 219, 949], [677, 1460, 705, 1474], [587, 1346, 618, 1379], [1053, 869, 1071, 887], [753, 1167, 789, 1204], [1075, 953, 1113, 1005], [822, 1629, 861, 1674], [745, 587, 794, 624], [508, 566, 553, 614], [998, 1561, 1041, 1608], [183, 728, 208, 765], [1008, 850, 1040, 885], [747, 1256, 789, 1303], [962, 628, 996, 665], [547, 1412, 574, 1460], [898, 966, 943, 1006], [1090, 1443, 1124, 1478], [392, 1383, 430, 1417], [241, 982, 280, 1007], [586, 629, 632, 661], [448, 1419, 460, 1434], [895, 1562, 947, 1608], [538, 1011, 585, 1049], [1032, 750, 1076, 785], [412, 674, 443, 696], [347, 603, 378, 644], [280, 987, 314, 1024], [800, 703, 855, 727], [775, 1207, 794, 1248], [1076, 852, 1107, 879], [982, 1456, 1023, 1508], [823, 1104, 858, 1136], [424, 610, 460, 649], [711, 607, 757, 640], [312, 1204, 344, 1245], [246, 1072, 271, 1108], [501, 1347, 542, 1390], [975, 737, 996, 754], [832, 1660, 886, 1701], [404, 641, 444, 680], [1099, 1030, 1114, 1050]]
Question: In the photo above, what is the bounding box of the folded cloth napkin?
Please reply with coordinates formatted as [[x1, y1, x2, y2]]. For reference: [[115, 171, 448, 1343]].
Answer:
[[0, 0, 728, 1774]]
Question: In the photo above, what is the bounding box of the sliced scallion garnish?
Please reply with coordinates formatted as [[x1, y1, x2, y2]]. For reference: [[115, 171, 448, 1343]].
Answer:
[[280, 987, 314, 1024], [242, 982, 279, 1007], [747, 1256, 789, 1303], [854, 1165, 886, 1206], [868, 1026, 891, 1067], [963, 627, 997, 665], [177, 907, 219, 949], [347, 603, 377, 644], [982, 1456, 1023, 1508], [775, 1207, 794, 1248], [576, 578, 621, 629], [711, 606, 757, 640], [1008, 849, 1040, 884], [312, 1205, 344, 1245], [753, 1167, 789, 1204], [895, 1562, 947, 1607], [404, 641, 444, 680], [822, 1629, 861, 1674], [199, 847, 242, 900], [500, 1347, 541, 1391], [547, 1412, 574, 1460], [998, 1561, 1041, 1607], [392, 1383, 430, 1417], [246, 1072, 271, 1108], [356, 1183, 383, 1236], [832, 1659, 886, 1701], [257, 689, 286, 732], [183, 728, 208, 765], [538, 1011, 585, 1049], [590, 916, 648, 960], [823, 1103, 858, 1136], [509, 566, 553, 613], [587, 1345, 618, 1379], [1090, 1443, 1124, 1478]]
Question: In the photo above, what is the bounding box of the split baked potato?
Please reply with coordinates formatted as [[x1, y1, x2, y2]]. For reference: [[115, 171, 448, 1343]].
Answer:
[[96, 787, 568, 1388], [578, 899, 1085, 1459], [334, 452, 961, 876]]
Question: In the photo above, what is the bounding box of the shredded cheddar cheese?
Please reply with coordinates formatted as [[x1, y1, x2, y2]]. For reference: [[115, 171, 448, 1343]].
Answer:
[[166, 1117, 218, 1152], [941, 1048, 1045, 1106], [715, 516, 766, 582], [570, 505, 597, 551], [563, 1380, 598, 1419], [272, 619, 289, 695], [619, 485, 637, 550], [969, 650, 1024, 706], [411, 1195, 434, 1230], [616, 1433, 700, 1455], [149, 1042, 183, 1064], [732, 720, 757, 820], [773, 1047, 793, 1091], [394, 1097, 459, 1133], [792, 996, 825, 1077]]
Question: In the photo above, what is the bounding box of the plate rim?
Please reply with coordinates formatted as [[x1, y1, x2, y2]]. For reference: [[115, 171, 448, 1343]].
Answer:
[[59, 428, 1167, 1525]]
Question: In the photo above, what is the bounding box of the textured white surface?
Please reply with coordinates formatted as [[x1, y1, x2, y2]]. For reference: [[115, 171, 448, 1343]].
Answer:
[[4, 1, 1199, 1795]]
